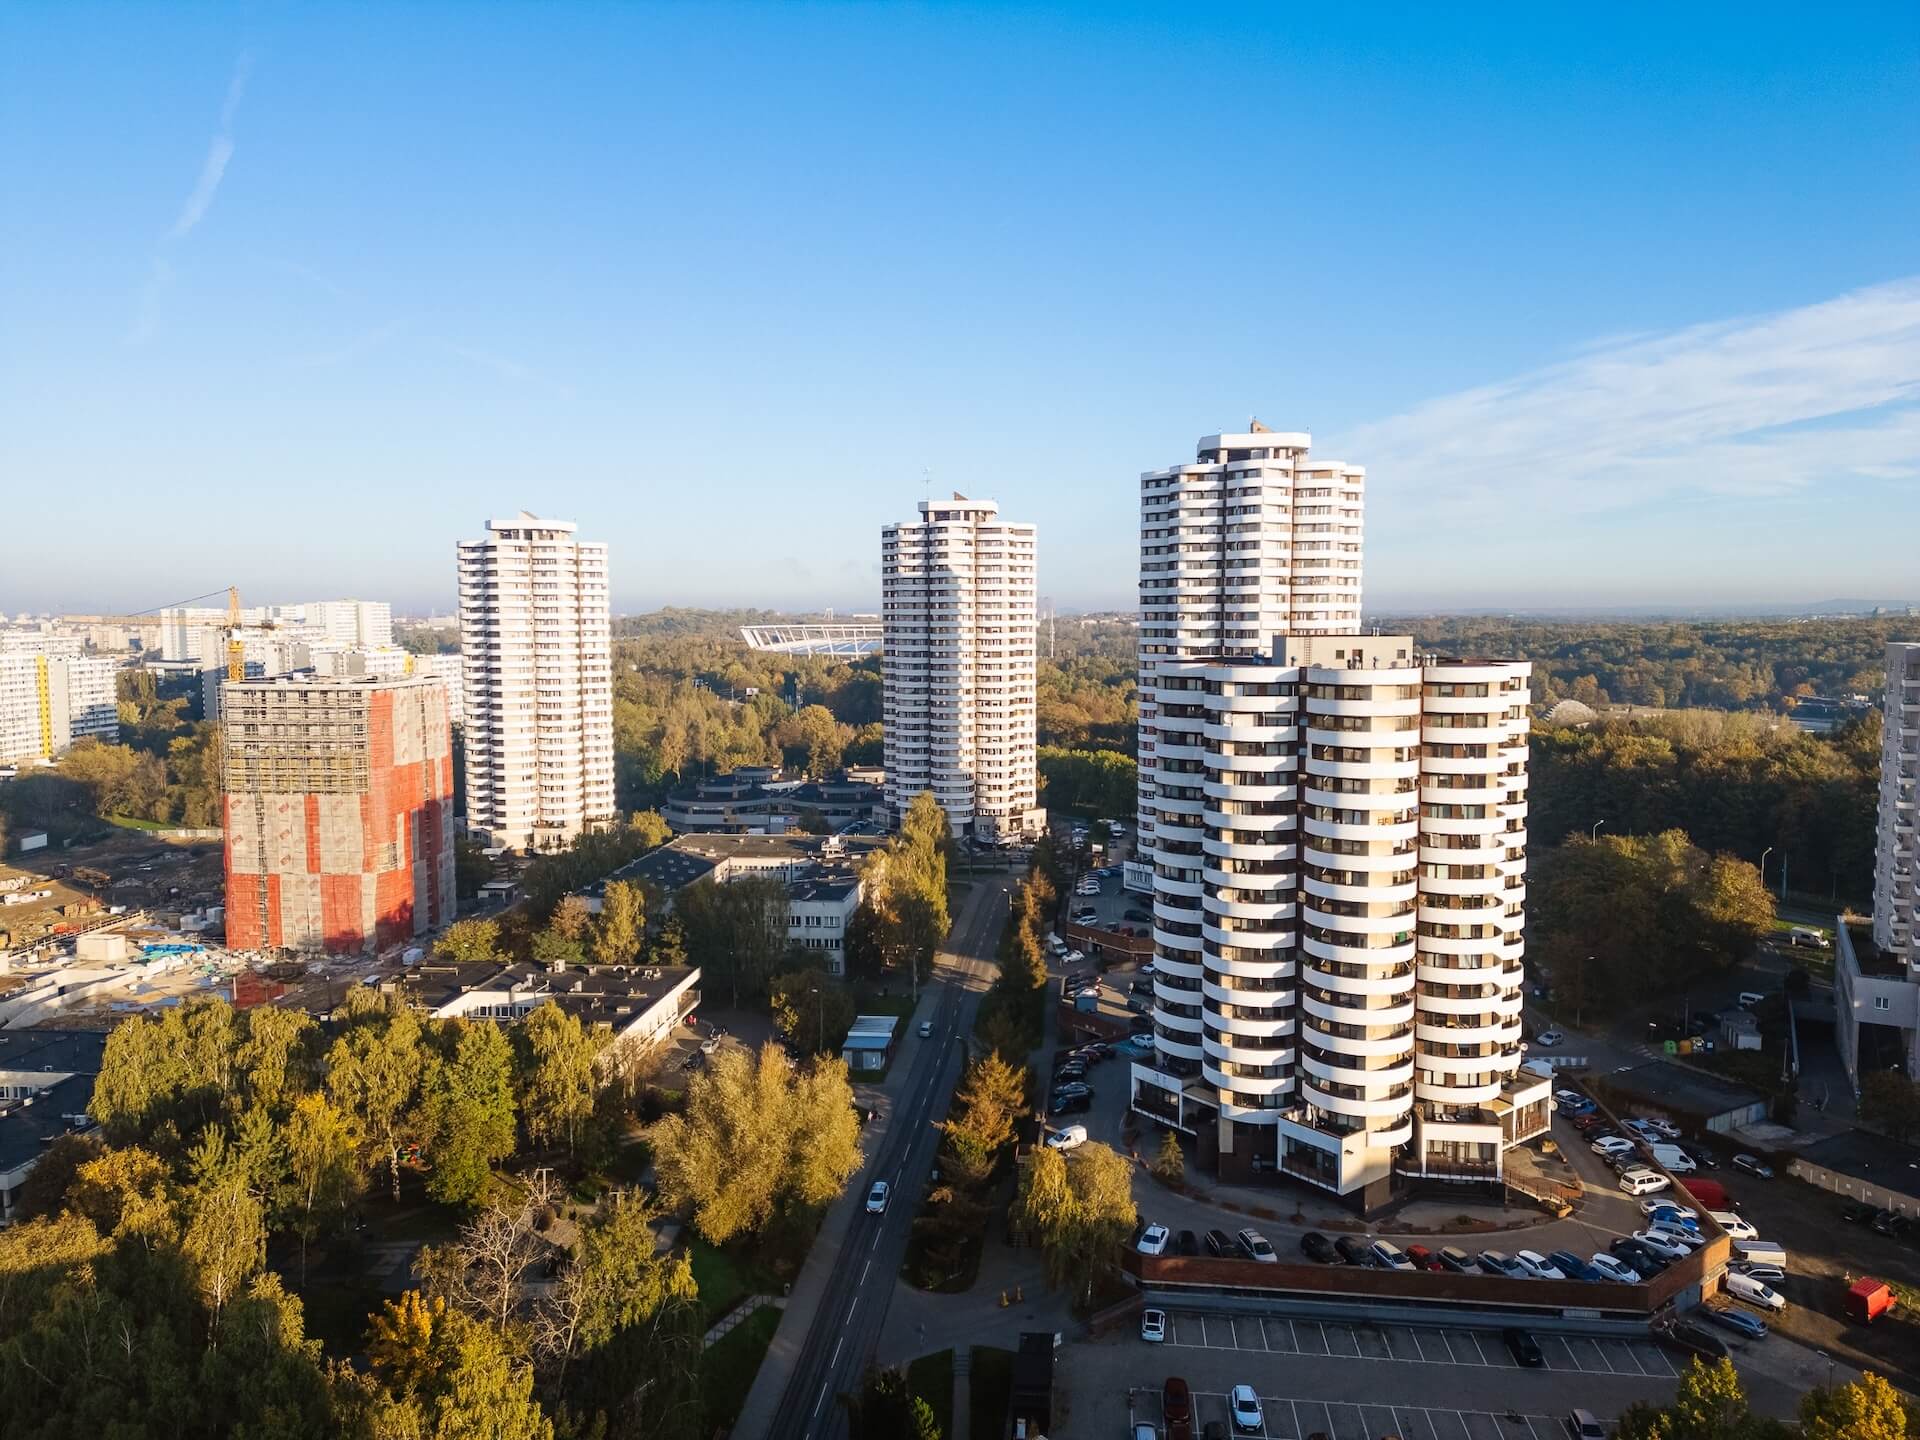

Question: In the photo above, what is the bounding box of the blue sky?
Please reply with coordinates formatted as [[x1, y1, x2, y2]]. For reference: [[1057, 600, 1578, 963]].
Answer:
[[2, 3, 1916, 617]]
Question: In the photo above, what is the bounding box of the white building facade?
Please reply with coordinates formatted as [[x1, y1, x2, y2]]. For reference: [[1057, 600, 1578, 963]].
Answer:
[[457, 514, 615, 850], [882, 496, 1042, 841], [0, 651, 119, 764], [1130, 431, 1542, 1212]]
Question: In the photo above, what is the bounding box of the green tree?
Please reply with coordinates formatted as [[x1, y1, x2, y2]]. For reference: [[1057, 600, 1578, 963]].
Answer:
[[675, 874, 791, 1006], [769, 966, 858, 1054], [325, 995, 429, 1201], [1617, 1357, 1789, 1440], [424, 1021, 519, 1207], [518, 1001, 606, 1157], [455, 834, 495, 900], [628, 809, 672, 849], [284, 1092, 359, 1279], [844, 1364, 941, 1440], [1012, 1141, 1137, 1306], [359, 1290, 556, 1440], [650, 913, 689, 968], [1152, 1128, 1184, 1184], [531, 924, 586, 968], [439, 916, 502, 964], [591, 879, 646, 964], [1800, 1373, 1913, 1440], [651, 1043, 862, 1244]]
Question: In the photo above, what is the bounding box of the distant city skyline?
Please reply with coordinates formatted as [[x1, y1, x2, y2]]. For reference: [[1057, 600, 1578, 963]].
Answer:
[[3, 5, 1914, 616]]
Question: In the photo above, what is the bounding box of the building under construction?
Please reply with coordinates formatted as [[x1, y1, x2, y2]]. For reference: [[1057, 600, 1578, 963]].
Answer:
[[222, 673, 455, 954]]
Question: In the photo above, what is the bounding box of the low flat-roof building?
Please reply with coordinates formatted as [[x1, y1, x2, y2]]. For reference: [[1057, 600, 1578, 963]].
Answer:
[[660, 769, 884, 835], [0, 1029, 106, 1222], [1600, 1061, 1770, 1134], [1835, 920, 1920, 1092], [396, 961, 699, 1062], [841, 1014, 898, 1073], [1788, 1129, 1920, 1215]]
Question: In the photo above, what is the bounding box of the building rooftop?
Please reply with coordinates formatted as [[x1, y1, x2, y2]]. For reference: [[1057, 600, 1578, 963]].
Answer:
[[1606, 1060, 1768, 1118], [399, 961, 697, 1030], [0, 1073, 96, 1179], [842, 1014, 898, 1051], [1845, 922, 1910, 979], [789, 874, 860, 904], [1794, 1128, 1920, 1187], [0, 1029, 108, 1076]]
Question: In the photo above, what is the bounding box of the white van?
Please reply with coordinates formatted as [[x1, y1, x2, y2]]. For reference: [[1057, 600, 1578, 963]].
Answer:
[[1620, 1171, 1670, 1196], [1737, 991, 1767, 1008], [1788, 926, 1830, 949], [1044, 1124, 1087, 1151], [1650, 1143, 1696, 1174], [1708, 1209, 1756, 1240], [1732, 1238, 1788, 1267]]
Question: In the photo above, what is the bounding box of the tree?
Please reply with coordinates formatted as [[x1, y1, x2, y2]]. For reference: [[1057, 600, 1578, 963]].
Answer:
[[1858, 1071, 1920, 1143], [1152, 1128, 1184, 1184], [844, 1364, 941, 1440], [650, 913, 689, 968], [675, 874, 791, 1006], [1800, 1373, 1912, 1440], [518, 1001, 605, 1157], [1616, 1357, 1790, 1440], [531, 924, 585, 968], [362, 1289, 556, 1440], [455, 834, 495, 900], [440, 916, 502, 964], [284, 1092, 359, 1278], [423, 1021, 518, 1207], [13, 1130, 103, 1221], [183, 1157, 267, 1338], [628, 809, 672, 849], [417, 1176, 559, 1334], [325, 996, 428, 1201], [943, 1053, 1024, 1161], [549, 895, 593, 943], [591, 879, 646, 964], [769, 966, 857, 1054], [1012, 1141, 1136, 1307], [238, 1004, 316, 1114], [651, 1043, 862, 1243]]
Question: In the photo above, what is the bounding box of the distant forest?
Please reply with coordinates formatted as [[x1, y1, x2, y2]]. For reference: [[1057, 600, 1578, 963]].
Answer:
[[1388, 615, 1914, 712]]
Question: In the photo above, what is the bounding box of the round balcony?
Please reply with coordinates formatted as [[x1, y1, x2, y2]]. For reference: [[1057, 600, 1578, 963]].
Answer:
[[1300, 990, 1414, 1028], [1300, 1081, 1412, 1120], [1416, 1017, 1509, 1046], [1154, 1029, 1204, 1063], [1204, 951, 1297, 981], [1205, 1064, 1292, 1099], [1308, 1025, 1412, 1058], [1416, 1076, 1503, 1105], [1301, 1052, 1414, 1089], [1415, 986, 1502, 1015], [1205, 894, 1296, 924], [1301, 933, 1416, 968]]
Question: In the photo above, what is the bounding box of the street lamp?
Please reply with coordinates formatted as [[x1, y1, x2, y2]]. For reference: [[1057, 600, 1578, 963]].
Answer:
[[1760, 846, 1773, 889], [809, 986, 822, 1054], [1590, 819, 1606, 841]]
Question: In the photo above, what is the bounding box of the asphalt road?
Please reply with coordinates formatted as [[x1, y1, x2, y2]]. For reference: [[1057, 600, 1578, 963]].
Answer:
[[766, 876, 1011, 1440]]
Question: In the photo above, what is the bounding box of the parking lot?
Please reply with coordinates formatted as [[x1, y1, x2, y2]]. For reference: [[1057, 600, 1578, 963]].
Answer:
[[1130, 1389, 1604, 1440], [1149, 1309, 1682, 1378]]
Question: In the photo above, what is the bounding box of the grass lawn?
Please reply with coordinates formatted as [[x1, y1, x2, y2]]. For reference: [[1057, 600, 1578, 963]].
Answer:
[[701, 1304, 781, 1434], [907, 1349, 954, 1438], [107, 813, 168, 831], [690, 1237, 766, 1325], [853, 988, 921, 1022], [969, 1346, 1015, 1440]]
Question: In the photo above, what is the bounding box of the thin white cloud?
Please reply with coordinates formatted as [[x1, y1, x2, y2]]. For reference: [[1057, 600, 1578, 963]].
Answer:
[[1337, 276, 1920, 515], [166, 51, 252, 241]]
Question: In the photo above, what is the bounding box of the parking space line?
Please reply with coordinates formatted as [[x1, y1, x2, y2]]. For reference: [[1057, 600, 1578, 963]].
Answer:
[[1422, 1407, 1444, 1440], [1291, 1399, 1304, 1440], [1258, 1316, 1272, 1351], [1622, 1342, 1655, 1377], [1290, 1319, 1302, 1352], [1470, 1330, 1491, 1365], [1524, 1416, 1547, 1440]]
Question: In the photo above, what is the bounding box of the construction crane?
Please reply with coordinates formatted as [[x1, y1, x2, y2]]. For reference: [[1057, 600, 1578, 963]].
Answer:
[[222, 586, 278, 682]]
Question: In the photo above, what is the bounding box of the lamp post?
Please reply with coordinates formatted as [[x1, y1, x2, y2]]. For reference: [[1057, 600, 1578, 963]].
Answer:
[[1590, 819, 1606, 841], [809, 986, 822, 1055], [1761, 846, 1773, 891]]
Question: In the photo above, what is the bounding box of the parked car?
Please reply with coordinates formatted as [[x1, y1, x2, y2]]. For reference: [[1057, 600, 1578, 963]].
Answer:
[[1642, 1198, 1697, 1221], [1049, 1092, 1091, 1116], [1704, 1304, 1768, 1340], [1371, 1240, 1416, 1271], [1731, 1154, 1774, 1179], [1726, 1260, 1786, 1284], [1334, 1235, 1374, 1266], [1554, 1088, 1590, 1108], [1724, 1270, 1786, 1310], [1546, 1250, 1595, 1281], [1662, 1319, 1732, 1359], [1572, 1113, 1610, 1132], [1535, 1030, 1565, 1047], [1478, 1250, 1528, 1278], [1236, 1229, 1277, 1262], [1141, 1308, 1168, 1342], [1710, 1210, 1756, 1240], [1620, 1171, 1671, 1196], [865, 1181, 890, 1214], [1570, 1410, 1606, 1440], [1300, 1231, 1339, 1264], [1204, 1229, 1233, 1257], [1230, 1386, 1265, 1434], [1512, 1250, 1564, 1279], [1125, 907, 1153, 923], [1137, 1224, 1171, 1256], [1436, 1246, 1476, 1273], [1589, 1253, 1642, 1283], [1871, 1209, 1910, 1238], [1174, 1228, 1199, 1256], [1636, 1116, 1682, 1138], [1633, 1230, 1694, 1261], [1163, 1377, 1192, 1427], [1405, 1243, 1438, 1270], [1612, 1237, 1669, 1274], [1840, 1200, 1878, 1224], [1044, 1124, 1087, 1150], [1592, 1136, 1636, 1156], [1645, 1223, 1704, 1252], [1503, 1328, 1545, 1367]]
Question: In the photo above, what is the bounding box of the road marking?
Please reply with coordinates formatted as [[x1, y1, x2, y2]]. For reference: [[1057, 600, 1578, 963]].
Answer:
[[813, 1381, 828, 1417], [830, 1336, 842, 1368], [860, 1259, 871, 1284], [1470, 1329, 1491, 1365], [1423, 1405, 1444, 1440], [1291, 1400, 1304, 1440]]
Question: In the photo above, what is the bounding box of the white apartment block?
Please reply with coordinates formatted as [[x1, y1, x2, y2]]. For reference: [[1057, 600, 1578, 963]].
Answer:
[[0, 652, 119, 764], [882, 496, 1042, 842], [457, 514, 615, 851], [1847, 642, 1920, 1088], [1130, 431, 1542, 1213], [410, 653, 465, 727]]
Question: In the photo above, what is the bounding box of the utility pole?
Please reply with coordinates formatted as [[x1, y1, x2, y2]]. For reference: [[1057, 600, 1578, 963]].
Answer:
[[1590, 819, 1606, 841]]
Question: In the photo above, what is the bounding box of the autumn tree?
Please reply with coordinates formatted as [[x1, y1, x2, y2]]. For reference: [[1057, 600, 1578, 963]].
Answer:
[[651, 1043, 862, 1243], [1013, 1141, 1137, 1307], [1152, 1128, 1185, 1184], [769, 965, 858, 1054], [284, 1092, 359, 1278], [439, 916, 502, 964], [1617, 1357, 1790, 1440], [1800, 1373, 1913, 1440], [518, 1001, 606, 1157], [325, 991, 430, 1201], [591, 879, 646, 964]]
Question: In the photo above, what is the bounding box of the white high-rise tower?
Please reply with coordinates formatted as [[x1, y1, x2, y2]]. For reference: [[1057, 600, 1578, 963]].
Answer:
[[457, 514, 615, 851], [881, 496, 1043, 841], [1129, 429, 1542, 1213]]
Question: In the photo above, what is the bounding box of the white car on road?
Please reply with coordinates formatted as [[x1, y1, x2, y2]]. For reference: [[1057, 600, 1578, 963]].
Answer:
[[865, 1181, 890, 1214]]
